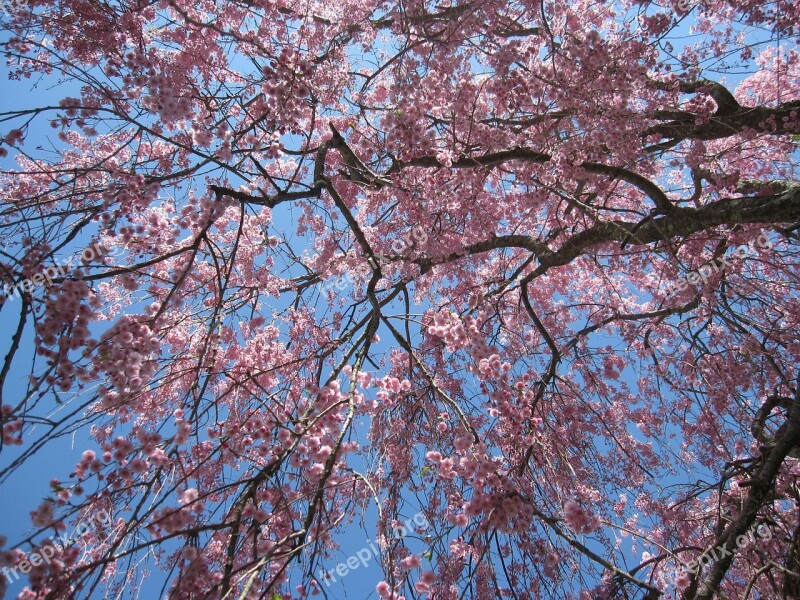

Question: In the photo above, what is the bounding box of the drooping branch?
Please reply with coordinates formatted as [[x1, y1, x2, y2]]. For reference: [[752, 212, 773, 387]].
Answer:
[[519, 495, 664, 598]]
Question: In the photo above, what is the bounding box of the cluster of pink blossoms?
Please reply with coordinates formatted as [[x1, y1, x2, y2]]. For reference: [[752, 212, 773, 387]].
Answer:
[[0, 540, 79, 598], [563, 500, 601, 535], [381, 89, 440, 160], [375, 570, 436, 599], [173, 409, 192, 445], [72, 450, 104, 480], [260, 49, 313, 131], [426, 311, 471, 351], [148, 490, 204, 538], [141, 73, 194, 124], [93, 316, 160, 409], [168, 546, 222, 597], [29, 501, 56, 528], [35, 278, 100, 393], [1, 404, 22, 445], [98, 428, 168, 490], [117, 47, 195, 122], [427, 311, 515, 384], [3, 127, 23, 147], [102, 170, 162, 215]]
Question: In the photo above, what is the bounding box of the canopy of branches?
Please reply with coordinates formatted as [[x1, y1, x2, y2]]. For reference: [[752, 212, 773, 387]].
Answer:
[[1, 0, 799, 598]]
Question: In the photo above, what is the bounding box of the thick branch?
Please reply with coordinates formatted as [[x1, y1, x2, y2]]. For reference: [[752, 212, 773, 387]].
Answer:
[[678, 80, 741, 116], [209, 184, 322, 207], [646, 100, 800, 145], [692, 383, 800, 600], [389, 149, 674, 212], [327, 124, 392, 189], [413, 183, 800, 274]]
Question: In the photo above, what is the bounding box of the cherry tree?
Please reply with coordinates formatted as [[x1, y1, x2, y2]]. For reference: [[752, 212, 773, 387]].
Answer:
[[1, 0, 799, 598]]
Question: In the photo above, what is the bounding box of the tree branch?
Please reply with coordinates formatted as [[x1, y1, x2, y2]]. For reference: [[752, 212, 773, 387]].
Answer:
[[691, 381, 800, 600]]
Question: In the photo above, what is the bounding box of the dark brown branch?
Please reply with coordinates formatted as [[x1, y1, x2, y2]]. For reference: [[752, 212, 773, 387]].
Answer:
[[327, 124, 392, 188], [388, 148, 674, 213], [646, 100, 800, 145], [677, 80, 741, 116], [412, 183, 800, 276], [0, 294, 29, 410], [751, 395, 800, 458], [209, 184, 321, 207], [691, 381, 800, 600]]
